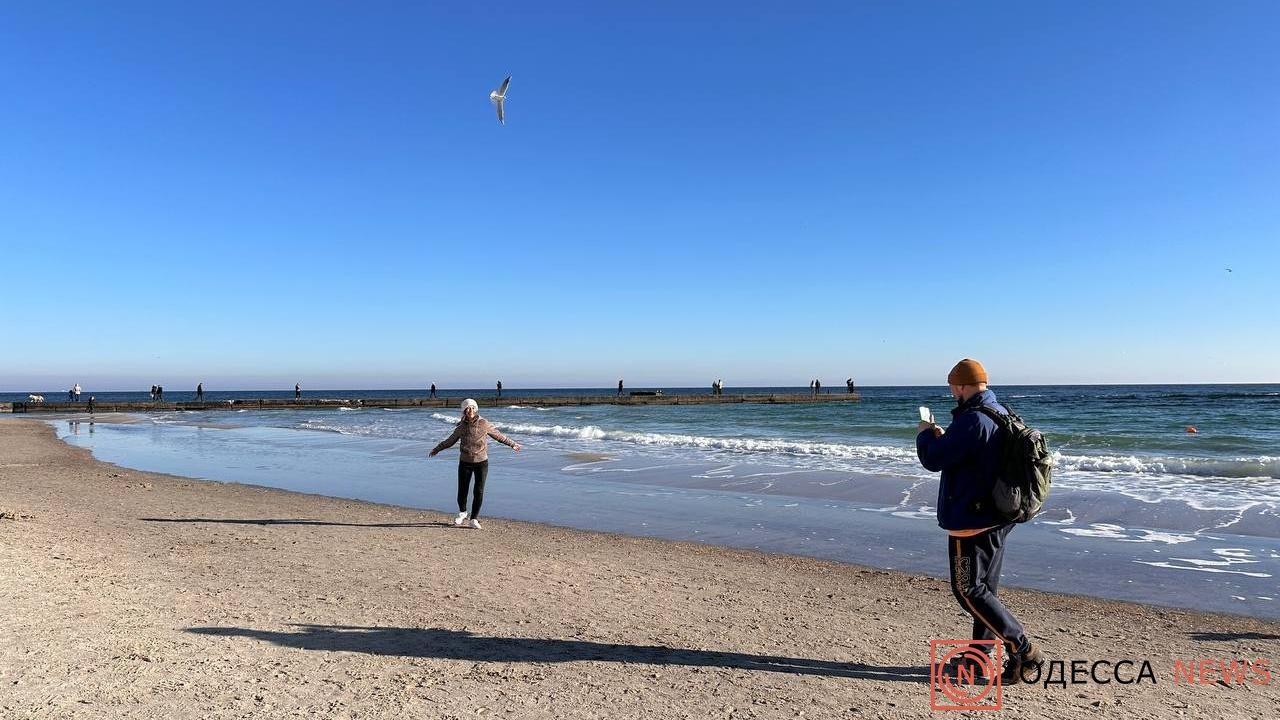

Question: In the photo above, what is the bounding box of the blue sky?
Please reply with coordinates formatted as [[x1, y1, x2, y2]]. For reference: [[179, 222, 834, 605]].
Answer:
[[2, 1, 1277, 390]]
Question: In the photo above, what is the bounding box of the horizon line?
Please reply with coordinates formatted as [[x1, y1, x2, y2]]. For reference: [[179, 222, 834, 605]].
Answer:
[[5, 380, 1278, 394]]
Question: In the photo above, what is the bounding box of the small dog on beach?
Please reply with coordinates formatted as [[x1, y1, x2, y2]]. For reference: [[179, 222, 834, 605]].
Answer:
[[27, 394, 45, 403]]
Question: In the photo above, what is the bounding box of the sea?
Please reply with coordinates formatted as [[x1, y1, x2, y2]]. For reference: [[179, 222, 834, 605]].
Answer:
[[11, 384, 1279, 619]]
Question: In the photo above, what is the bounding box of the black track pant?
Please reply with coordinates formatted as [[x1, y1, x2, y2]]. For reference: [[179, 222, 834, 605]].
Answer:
[[457, 460, 489, 518], [949, 523, 1028, 654]]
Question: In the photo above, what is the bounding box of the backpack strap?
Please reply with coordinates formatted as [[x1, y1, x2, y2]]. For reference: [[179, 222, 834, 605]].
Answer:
[[973, 404, 1014, 428]]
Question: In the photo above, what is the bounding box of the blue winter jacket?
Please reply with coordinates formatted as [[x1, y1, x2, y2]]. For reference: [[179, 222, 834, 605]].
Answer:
[[916, 389, 1008, 531]]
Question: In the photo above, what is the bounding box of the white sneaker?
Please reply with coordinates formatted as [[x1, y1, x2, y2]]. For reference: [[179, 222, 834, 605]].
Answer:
[[453, 512, 468, 526], [469, 518, 482, 530]]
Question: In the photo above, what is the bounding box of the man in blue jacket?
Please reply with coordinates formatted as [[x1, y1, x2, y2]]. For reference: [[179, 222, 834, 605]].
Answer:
[[917, 359, 1041, 683]]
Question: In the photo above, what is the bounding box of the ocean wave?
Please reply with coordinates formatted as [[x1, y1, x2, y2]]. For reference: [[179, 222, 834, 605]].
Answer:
[[1055, 452, 1278, 480], [293, 417, 350, 434], [422, 412, 1280, 481], [427, 413, 920, 464]]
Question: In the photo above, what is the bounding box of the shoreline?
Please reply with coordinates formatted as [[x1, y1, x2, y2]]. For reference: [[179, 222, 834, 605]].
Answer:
[[3, 419, 1279, 718], [41, 412, 1280, 621]]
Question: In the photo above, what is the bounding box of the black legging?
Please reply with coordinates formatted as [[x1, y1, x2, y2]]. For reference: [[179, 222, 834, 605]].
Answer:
[[457, 460, 489, 518]]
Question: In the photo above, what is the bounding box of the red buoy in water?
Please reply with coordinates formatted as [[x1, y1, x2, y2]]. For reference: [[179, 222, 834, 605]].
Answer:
[[1186, 426, 1198, 434]]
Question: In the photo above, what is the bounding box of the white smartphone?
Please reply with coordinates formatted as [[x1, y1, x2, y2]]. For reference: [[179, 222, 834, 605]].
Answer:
[[918, 406, 934, 424]]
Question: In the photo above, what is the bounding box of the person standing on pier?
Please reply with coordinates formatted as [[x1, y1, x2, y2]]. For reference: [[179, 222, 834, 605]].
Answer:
[[295, 383, 301, 400], [496, 380, 503, 398], [430, 383, 437, 399], [87, 395, 95, 414], [74, 384, 81, 401], [846, 378, 855, 394], [429, 399, 521, 530], [196, 383, 204, 401], [618, 379, 624, 396]]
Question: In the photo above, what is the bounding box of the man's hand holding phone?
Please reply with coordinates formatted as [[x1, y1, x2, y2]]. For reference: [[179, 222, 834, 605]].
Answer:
[[918, 406, 942, 436]]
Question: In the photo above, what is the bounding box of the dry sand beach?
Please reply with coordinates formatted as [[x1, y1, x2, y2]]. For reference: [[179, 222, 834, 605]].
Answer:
[[2, 418, 1278, 719]]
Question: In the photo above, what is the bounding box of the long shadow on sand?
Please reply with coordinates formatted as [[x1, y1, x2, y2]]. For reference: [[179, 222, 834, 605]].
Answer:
[[142, 518, 453, 529], [187, 624, 930, 682]]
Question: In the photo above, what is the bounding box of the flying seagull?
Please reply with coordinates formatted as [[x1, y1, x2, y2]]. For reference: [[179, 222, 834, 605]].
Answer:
[[490, 75, 511, 126]]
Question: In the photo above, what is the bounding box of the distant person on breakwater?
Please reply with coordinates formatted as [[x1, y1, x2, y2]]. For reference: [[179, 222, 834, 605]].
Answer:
[[150, 385, 157, 401], [68, 387, 75, 401], [846, 378, 855, 394], [429, 399, 521, 530], [157, 385, 164, 401], [496, 381, 502, 398], [196, 383, 204, 401], [916, 358, 1042, 684], [87, 396, 95, 414], [618, 379, 624, 396], [809, 380, 815, 394], [295, 383, 301, 400], [430, 383, 437, 399], [74, 384, 81, 401]]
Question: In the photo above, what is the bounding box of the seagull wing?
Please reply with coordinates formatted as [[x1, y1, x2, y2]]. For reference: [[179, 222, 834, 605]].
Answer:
[[496, 75, 511, 96], [495, 97, 505, 125]]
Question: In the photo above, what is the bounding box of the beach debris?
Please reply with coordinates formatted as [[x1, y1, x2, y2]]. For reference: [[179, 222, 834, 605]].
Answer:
[[490, 75, 511, 125], [0, 509, 35, 521]]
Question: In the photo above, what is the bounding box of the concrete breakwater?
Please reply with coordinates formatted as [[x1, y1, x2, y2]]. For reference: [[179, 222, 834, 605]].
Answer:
[[6, 393, 859, 413]]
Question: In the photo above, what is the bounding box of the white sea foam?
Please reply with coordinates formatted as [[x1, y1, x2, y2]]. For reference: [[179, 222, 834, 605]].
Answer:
[[864, 505, 934, 521], [433, 413, 920, 465], [1054, 451, 1278, 480], [1058, 524, 1195, 544], [1134, 561, 1271, 578], [1061, 523, 1129, 540], [1038, 509, 1078, 526]]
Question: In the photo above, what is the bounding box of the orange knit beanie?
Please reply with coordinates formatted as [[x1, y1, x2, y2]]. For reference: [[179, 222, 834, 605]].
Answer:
[[947, 359, 988, 386]]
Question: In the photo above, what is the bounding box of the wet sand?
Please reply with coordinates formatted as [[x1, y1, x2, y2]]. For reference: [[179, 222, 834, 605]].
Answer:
[[2, 419, 1278, 719]]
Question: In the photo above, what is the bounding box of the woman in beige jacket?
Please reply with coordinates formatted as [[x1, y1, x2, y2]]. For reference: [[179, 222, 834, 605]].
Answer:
[[429, 398, 520, 529]]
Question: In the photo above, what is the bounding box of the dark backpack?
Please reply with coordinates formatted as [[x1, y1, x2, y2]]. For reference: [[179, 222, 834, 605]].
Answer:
[[975, 405, 1052, 523]]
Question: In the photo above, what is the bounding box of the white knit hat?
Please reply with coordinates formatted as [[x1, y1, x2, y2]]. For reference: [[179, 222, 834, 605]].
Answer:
[[461, 398, 479, 415]]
